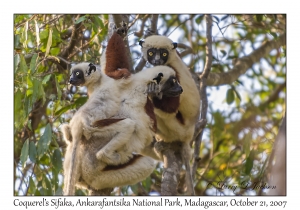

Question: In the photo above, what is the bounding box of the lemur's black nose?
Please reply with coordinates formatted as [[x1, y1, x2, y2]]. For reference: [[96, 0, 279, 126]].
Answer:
[[69, 78, 75, 85]]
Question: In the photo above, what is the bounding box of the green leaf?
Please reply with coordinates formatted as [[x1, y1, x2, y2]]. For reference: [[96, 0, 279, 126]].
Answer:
[[220, 50, 227, 57], [97, 16, 104, 28], [39, 154, 50, 165], [226, 88, 235, 105], [38, 80, 46, 104], [45, 29, 53, 57], [52, 149, 62, 172], [256, 15, 263, 22], [213, 16, 220, 23], [221, 15, 230, 21], [54, 187, 63, 196], [39, 29, 49, 41], [52, 28, 62, 44], [28, 176, 36, 195], [142, 177, 152, 191], [34, 189, 41, 196], [92, 23, 98, 34], [42, 175, 53, 195], [245, 150, 254, 175], [19, 54, 27, 73], [42, 74, 51, 85], [14, 34, 21, 48], [35, 20, 40, 46], [37, 124, 52, 158], [258, 156, 269, 178], [55, 75, 62, 100], [30, 54, 38, 73], [29, 141, 37, 163], [270, 32, 278, 39], [14, 89, 22, 122], [130, 184, 138, 194], [195, 15, 204, 25], [14, 54, 20, 73], [21, 21, 28, 49], [232, 87, 241, 101], [32, 79, 40, 102], [93, 15, 104, 29], [20, 139, 29, 167], [243, 133, 251, 157], [27, 74, 33, 89], [24, 94, 33, 116], [50, 47, 60, 56], [74, 97, 88, 108], [213, 111, 225, 129], [55, 104, 73, 117], [75, 16, 86, 24]]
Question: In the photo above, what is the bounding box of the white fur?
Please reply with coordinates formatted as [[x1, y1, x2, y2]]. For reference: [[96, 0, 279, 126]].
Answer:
[[62, 62, 177, 194]]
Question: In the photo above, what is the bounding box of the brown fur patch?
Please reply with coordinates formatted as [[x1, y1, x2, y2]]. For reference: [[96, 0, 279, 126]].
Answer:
[[102, 154, 143, 171], [144, 97, 157, 132], [107, 68, 131, 80], [176, 111, 185, 125], [152, 95, 180, 113], [92, 118, 125, 127], [105, 33, 131, 79]]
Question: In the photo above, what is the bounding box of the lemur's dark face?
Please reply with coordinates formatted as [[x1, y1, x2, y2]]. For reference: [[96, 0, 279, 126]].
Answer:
[[69, 69, 85, 86], [161, 76, 183, 97], [147, 48, 169, 66], [69, 63, 97, 86]]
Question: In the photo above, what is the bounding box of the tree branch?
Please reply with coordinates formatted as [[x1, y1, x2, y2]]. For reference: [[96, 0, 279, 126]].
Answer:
[[192, 14, 213, 179], [38, 14, 64, 30], [177, 43, 193, 58], [157, 141, 182, 195], [67, 30, 102, 60], [205, 33, 286, 86], [89, 188, 113, 196], [134, 15, 159, 72], [148, 15, 159, 37], [134, 14, 150, 37], [267, 113, 286, 195], [166, 15, 194, 37], [134, 57, 147, 72], [127, 14, 140, 29], [58, 14, 84, 69], [260, 81, 286, 108], [14, 15, 37, 30]]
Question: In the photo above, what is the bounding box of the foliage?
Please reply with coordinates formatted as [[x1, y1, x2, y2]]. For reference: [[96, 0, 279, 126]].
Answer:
[[14, 14, 286, 196]]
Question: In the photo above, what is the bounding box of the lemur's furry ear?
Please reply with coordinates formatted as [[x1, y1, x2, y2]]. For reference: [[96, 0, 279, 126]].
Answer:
[[139, 40, 144, 47], [88, 63, 96, 75], [172, 42, 178, 49]]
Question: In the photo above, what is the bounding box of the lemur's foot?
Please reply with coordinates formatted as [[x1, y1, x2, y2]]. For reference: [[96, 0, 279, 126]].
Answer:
[[96, 149, 121, 165]]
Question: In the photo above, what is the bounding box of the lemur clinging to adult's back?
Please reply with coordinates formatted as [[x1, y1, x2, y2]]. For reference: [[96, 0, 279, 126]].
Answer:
[[139, 35, 200, 195]]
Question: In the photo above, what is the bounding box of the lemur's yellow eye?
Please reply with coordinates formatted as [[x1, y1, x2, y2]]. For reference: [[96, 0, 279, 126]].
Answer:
[[163, 53, 167, 57], [76, 72, 80, 76], [148, 52, 153, 56], [173, 79, 176, 83]]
